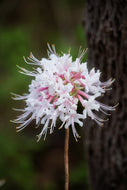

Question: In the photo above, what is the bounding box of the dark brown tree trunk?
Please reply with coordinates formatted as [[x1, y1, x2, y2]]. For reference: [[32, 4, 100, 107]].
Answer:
[[83, 0, 127, 190]]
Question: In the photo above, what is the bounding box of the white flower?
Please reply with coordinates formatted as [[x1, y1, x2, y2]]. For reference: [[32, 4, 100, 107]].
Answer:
[[12, 45, 116, 141]]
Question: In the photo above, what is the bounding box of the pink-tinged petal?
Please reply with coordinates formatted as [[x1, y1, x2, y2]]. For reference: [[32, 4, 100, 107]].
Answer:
[[71, 73, 81, 79], [77, 94, 84, 105], [77, 90, 89, 99], [38, 87, 48, 92], [47, 95, 54, 103], [38, 97, 43, 101]]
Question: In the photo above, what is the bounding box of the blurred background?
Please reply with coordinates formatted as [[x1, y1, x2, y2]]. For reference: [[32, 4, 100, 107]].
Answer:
[[0, 0, 90, 189]]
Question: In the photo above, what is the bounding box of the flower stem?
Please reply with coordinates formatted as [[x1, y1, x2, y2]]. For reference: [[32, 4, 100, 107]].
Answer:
[[64, 127, 69, 190]]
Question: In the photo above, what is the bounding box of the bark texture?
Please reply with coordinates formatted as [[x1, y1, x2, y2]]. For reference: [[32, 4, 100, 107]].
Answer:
[[83, 1, 127, 190]]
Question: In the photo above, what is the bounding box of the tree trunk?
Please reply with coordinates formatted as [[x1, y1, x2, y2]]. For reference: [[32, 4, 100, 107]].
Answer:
[[83, 1, 127, 190]]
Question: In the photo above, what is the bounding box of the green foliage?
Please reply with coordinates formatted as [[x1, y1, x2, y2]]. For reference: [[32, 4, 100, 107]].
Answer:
[[0, 27, 31, 102], [0, 128, 41, 190], [70, 162, 88, 184], [43, 181, 58, 190], [70, 162, 91, 189]]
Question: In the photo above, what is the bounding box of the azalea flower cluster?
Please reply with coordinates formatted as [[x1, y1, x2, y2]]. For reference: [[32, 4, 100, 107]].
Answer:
[[12, 45, 116, 141]]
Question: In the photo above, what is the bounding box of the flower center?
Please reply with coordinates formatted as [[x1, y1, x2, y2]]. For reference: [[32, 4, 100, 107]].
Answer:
[[59, 71, 86, 98]]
